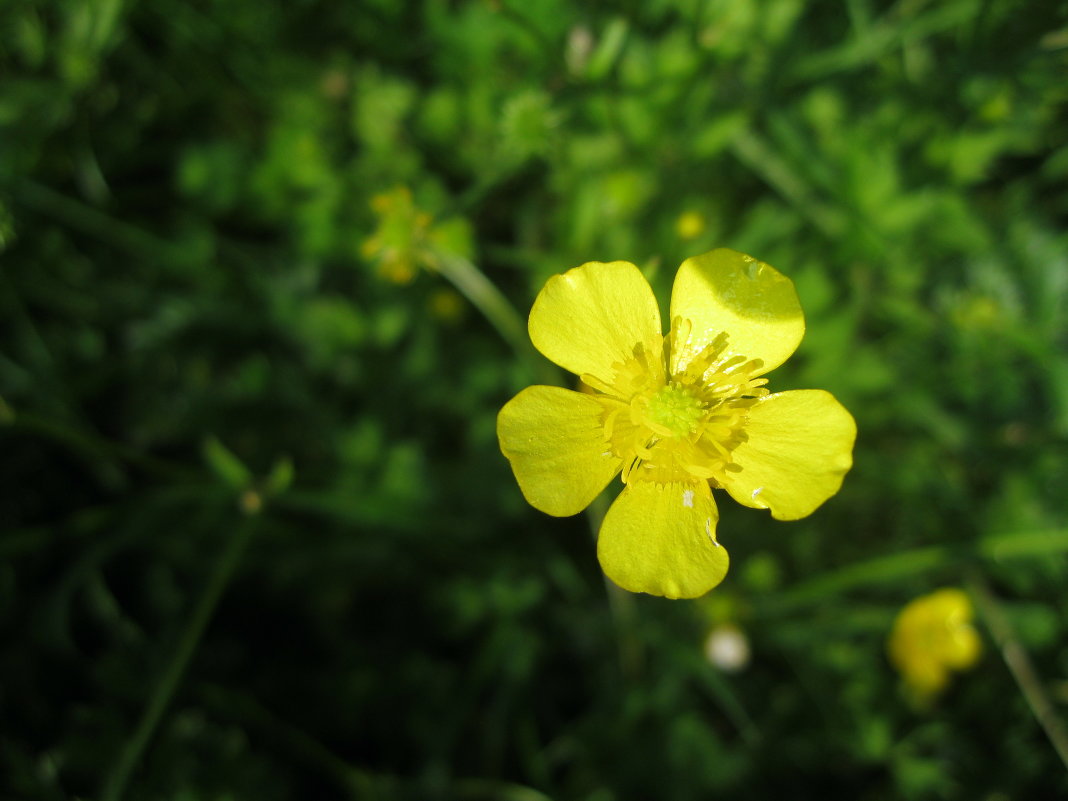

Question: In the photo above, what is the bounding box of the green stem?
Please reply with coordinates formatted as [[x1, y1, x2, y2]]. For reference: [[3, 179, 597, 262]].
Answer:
[[585, 491, 642, 677], [197, 683, 555, 800], [757, 527, 1068, 615], [434, 252, 526, 350], [100, 514, 258, 801], [454, 778, 555, 801], [10, 180, 195, 271], [967, 570, 1068, 775], [761, 545, 952, 613], [196, 682, 376, 797], [492, 0, 554, 53], [729, 130, 843, 238], [7, 410, 193, 480], [689, 647, 760, 745], [433, 252, 557, 385]]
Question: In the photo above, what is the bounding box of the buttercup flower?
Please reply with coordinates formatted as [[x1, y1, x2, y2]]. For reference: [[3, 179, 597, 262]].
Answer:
[[361, 187, 474, 284], [675, 210, 707, 240], [888, 588, 981, 701], [360, 187, 432, 284], [497, 249, 856, 598]]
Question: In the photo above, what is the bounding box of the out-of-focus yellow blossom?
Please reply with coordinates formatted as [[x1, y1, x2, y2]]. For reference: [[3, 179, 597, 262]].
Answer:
[[950, 295, 1003, 332], [888, 588, 981, 701], [361, 187, 473, 284], [240, 489, 263, 516], [428, 288, 465, 323], [319, 68, 349, 100], [675, 211, 707, 240], [361, 188, 430, 284], [497, 249, 856, 598]]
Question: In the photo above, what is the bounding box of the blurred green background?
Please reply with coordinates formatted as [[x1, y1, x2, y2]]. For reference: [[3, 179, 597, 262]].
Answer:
[[2, 0, 1068, 798]]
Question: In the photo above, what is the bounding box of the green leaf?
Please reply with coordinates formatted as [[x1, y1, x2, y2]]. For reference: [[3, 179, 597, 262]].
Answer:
[[265, 456, 295, 496], [202, 436, 252, 489]]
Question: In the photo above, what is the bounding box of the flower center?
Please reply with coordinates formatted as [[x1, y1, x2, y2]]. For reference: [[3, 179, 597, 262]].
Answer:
[[645, 384, 704, 437], [583, 317, 772, 486]]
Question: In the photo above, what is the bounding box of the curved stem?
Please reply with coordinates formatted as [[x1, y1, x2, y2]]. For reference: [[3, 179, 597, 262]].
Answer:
[[967, 570, 1068, 775], [585, 490, 642, 677], [100, 513, 258, 801], [433, 252, 527, 350], [7, 410, 193, 480], [756, 527, 1068, 616], [10, 180, 195, 270], [433, 252, 557, 385]]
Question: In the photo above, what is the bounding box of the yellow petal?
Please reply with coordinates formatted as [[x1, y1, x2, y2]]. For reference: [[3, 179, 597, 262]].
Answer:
[[597, 480, 728, 599], [904, 660, 949, 698], [529, 261, 662, 384], [926, 588, 973, 621], [721, 390, 856, 520], [498, 385, 622, 517], [943, 625, 982, 669], [669, 249, 804, 376]]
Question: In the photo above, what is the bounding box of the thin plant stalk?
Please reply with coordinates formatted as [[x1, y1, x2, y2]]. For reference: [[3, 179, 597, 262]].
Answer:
[[967, 570, 1068, 775], [432, 251, 556, 386], [100, 513, 258, 801], [432, 252, 525, 347], [757, 527, 1068, 616], [585, 490, 642, 678]]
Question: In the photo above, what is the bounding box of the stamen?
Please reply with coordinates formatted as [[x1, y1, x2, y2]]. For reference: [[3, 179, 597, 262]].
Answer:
[[593, 319, 770, 487], [602, 407, 621, 445], [580, 373, 615, 395]]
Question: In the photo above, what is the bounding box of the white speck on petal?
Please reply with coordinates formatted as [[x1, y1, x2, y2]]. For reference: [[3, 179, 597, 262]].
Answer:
[[601, 450, 611, 457], [682, 489, 695, 508]]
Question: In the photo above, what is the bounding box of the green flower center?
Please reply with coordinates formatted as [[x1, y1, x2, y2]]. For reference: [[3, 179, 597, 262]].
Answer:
[[646, 384, 704, 437]]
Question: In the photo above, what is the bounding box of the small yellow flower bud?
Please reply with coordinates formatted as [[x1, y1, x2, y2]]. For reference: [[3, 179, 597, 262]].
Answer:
[[675, 211, 707, 240], [429, 289, 464, 322], [240, 489, 263, 516]]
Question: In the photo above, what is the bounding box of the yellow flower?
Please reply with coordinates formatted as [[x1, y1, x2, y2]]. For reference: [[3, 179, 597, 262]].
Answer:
[[361, 187, 474, 284], [360, 187, 431, 284], [888, 588, 981, 701], [497, 249, 856, 598], [675, 210, 707, 240], [428, 288, 465, 323]]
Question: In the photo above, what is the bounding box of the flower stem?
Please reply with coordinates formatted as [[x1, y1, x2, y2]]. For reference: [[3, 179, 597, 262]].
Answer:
[[100, 513, 258, 801], [11, 180, 195, 270], [757, 527, 1068, 616], [7, 409, 193, 480], [433, 252, 525, 345], [966, 570, 1068, 775], [432, 252, 556, 385], [585, 491, 642, 677]]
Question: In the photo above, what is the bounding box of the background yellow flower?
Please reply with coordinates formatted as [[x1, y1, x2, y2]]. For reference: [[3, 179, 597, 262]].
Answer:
[[889, 588, 982, 702]]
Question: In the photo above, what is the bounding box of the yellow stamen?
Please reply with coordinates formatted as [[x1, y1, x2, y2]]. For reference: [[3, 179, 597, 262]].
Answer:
[[589, 318, 769, 486]]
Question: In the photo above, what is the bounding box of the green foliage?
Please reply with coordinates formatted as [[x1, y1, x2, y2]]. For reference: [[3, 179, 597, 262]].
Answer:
[[2, 0, 1068, 799]]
